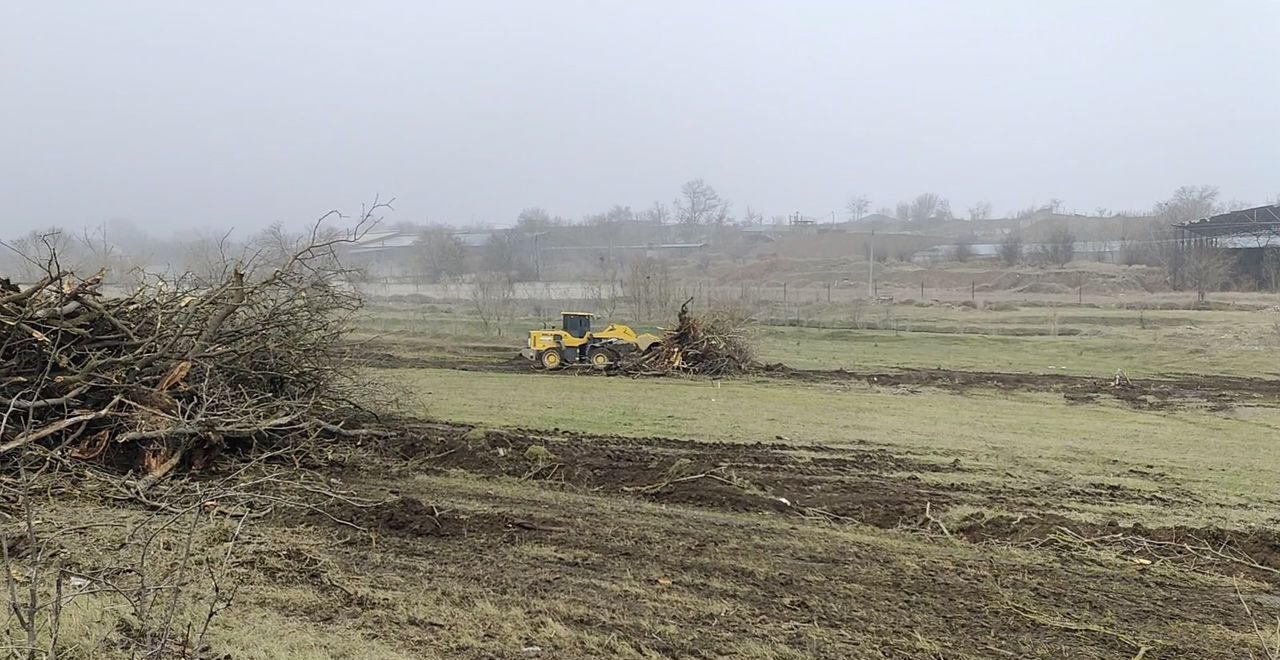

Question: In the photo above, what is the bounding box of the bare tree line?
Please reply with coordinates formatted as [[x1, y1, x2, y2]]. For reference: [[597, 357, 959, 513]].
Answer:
[[5, 184, 1274, 304]]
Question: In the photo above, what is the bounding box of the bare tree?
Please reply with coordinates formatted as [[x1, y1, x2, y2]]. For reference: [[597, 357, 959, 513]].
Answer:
[[1038, 229, 1076, 267], [413, 226, 465, 282], [590, 254, 622, 319], [1183, 242, 1234, 302], [952, 242, 973, 263], [6, 229, 74, 282], [625, 256, 673, 320], [75, 224, 120, 269], [177, 229, 244, 285], [516, 207, 556, 230], [845, 195, 871, 222], [908, 193, 947, 223], [676, 178, 730, 225], [937, 199, 954, 221], [247, 221, 329, 274], [1151, 185, 1223, 287], [742, 206, 763, 225], [586, 204, 635, 225], [1155, 185, 1220, 224], [998, 232, 1024, 266], [471, 271, 515, 336], [642, 201, 670, 225], [1264, 248, 1280, 292], [967, 201, 993, 221], [894, 202, 910, 222], [482, 230, 532, 280]]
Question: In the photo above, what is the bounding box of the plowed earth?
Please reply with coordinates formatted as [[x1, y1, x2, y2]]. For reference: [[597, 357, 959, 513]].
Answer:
[[261, 421, 1280, 658]]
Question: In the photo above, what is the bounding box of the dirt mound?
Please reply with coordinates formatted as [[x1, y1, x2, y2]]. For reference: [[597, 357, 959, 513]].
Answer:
[[1015, 281, 1072, 294], [327, 497, 448, 536]]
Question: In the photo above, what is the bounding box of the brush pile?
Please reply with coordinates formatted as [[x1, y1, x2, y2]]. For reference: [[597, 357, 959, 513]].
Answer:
[[0, 228, 375, 484], [623, 298, 755, 377]]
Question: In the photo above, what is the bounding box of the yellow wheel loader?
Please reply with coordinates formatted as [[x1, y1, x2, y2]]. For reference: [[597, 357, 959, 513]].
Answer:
[[521, 312, 660, 369]]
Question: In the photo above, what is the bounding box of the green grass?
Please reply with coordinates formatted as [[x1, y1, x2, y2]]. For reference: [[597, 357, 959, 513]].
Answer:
[[357, 301, 1280, 378], [386, 367, 1280, 527]]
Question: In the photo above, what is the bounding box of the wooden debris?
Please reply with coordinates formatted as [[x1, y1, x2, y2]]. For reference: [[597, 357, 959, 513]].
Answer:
[[622, 298, 754, 377], [0, 226, 375, 479]]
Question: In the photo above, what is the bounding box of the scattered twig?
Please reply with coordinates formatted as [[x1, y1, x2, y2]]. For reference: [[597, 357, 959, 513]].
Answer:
[[1235, 578, 1280, 660], [923, 501, 952, 538], [1004, 601, 1155, 659]]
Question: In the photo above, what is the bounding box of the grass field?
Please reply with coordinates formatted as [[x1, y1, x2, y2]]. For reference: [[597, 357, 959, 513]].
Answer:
[[19, 295, 1280, 658], [338, 297, 1280, 656], [359, 299, 1280, 378], [387, 366, 1280, 529]]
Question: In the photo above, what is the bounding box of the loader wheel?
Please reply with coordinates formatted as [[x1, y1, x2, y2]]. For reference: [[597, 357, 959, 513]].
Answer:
[[588, 348, 616, 368], [539, 350, 563, 370]]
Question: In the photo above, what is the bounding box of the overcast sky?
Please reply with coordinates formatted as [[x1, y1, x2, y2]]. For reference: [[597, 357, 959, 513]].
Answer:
[[2, 1, 1277, 236]]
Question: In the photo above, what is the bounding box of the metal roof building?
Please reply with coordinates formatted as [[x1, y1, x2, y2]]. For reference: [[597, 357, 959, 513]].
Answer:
[[1176, 204, 1280, 289], [1177, 204, 1280, 245]]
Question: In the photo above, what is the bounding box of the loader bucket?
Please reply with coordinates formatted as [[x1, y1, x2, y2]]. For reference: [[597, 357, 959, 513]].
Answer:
[[635, 333, 661, 353]]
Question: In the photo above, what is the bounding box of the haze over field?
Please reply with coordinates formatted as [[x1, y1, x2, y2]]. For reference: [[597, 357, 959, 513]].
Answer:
[[2, 1, 1278, 234]]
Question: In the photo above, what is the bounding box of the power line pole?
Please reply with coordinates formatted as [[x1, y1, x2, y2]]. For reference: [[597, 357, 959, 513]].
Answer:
[[867, 230, 875, 298], [533, 232, 541, 281], [533, 231, 548, 282]]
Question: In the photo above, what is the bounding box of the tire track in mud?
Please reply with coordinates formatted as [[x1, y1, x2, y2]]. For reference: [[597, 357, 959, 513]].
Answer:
[[358, 340, 1280, 409], [356, 422, 1280, 582]]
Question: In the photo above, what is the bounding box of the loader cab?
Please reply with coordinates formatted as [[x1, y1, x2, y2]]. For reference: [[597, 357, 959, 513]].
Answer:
[[561, 312, 593, 339]]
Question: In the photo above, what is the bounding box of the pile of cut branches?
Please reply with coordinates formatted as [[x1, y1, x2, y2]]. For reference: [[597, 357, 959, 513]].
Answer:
[[0, 215, 383, 485], [622, 298, 755, 377]]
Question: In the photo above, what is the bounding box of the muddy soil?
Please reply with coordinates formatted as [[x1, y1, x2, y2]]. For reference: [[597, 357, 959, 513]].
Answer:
[[350, 341, 531, 372], [372, 422, 1280, 580], [757, 363, 1280, 409], [322, 496, 542, 538], [254, 421, 1280, 657]]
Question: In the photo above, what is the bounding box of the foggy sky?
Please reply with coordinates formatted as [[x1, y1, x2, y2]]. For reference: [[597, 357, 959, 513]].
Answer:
[[3, 1, 1277, 236]]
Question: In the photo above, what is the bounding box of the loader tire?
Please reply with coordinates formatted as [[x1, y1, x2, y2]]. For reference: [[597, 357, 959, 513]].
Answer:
[[539, 350, 563, 370], [588, 347, 617, 368]]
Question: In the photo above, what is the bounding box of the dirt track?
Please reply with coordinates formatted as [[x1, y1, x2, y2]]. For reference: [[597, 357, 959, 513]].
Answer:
[[757, 363, 1280, 409], [361, 340, 1280, 410]]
